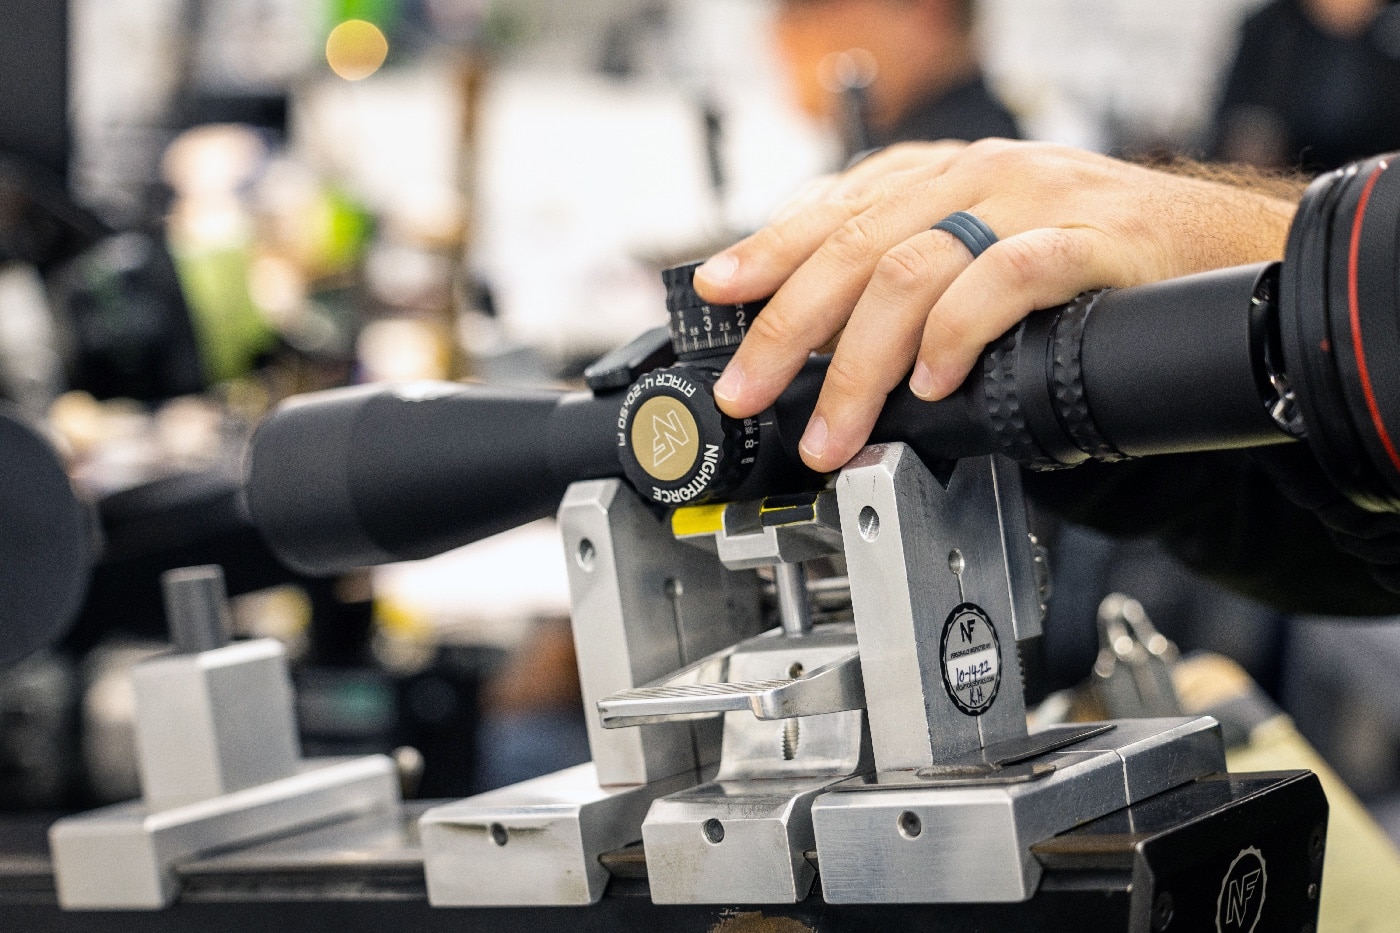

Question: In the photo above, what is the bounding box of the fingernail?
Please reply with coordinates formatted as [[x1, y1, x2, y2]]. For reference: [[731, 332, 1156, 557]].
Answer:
[[713, 362, 744, 404], [925, 363, 964, 400], [909, 361, 935, 399], [696, 252, 739, 287], [800, 415, 828, 461]]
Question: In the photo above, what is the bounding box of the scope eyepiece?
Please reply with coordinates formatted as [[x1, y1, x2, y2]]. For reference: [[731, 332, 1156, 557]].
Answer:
[[1281, 154, 1400, 513]]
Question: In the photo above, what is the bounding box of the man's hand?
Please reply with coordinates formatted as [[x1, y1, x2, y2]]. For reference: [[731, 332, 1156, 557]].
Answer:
[[694, 139, 1302, 472]]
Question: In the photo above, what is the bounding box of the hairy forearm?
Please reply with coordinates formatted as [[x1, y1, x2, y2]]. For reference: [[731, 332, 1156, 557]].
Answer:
[[1135, 155, 1310, 271], [1139, 153, 1312, 201]]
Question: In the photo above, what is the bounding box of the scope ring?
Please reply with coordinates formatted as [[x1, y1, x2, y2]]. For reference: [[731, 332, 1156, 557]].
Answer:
[[1050, 292, 1131, 465]]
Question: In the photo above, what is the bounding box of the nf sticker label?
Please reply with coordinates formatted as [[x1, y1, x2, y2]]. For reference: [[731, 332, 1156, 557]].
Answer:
[[940, 603, 1001, 716], [1216, 846, 1267, 933]]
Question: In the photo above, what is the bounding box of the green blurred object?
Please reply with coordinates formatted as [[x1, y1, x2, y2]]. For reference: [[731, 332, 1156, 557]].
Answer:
[[172, 243, 277, 385], [328, 0, 401, 30], [317, 188, 374, 276]]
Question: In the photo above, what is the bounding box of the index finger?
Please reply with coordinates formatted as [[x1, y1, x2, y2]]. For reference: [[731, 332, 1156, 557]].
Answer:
[[711, 157, 997, 419]]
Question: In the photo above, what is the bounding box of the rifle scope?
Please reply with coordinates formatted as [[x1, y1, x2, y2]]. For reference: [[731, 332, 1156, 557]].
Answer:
[[246, 154, 1400, 576]]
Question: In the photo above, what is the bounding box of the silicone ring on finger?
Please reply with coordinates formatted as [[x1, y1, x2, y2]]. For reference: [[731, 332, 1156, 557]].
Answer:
[[932, 210, 999, 258]]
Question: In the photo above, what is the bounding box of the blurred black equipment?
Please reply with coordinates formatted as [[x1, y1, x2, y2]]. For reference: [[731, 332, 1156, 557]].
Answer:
[[0, 406, 90, 667]]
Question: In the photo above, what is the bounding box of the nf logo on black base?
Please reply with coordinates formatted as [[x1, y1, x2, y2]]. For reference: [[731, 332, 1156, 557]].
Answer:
[[1216, 846, 1267, 933], [939, 603, 1001, 716]]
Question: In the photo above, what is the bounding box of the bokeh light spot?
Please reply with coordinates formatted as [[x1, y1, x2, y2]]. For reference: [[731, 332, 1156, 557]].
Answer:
[[326, 19, 388, 81]]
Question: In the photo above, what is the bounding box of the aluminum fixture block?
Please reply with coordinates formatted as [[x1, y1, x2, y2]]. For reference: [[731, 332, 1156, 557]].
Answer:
[[642, 777, 833, 904], [559, 479, 762, 787], [132, 638, 300, 809], [420, 763, 698, 906], [51, 635, 400, 909], [710, 492, 844, 570], [49, 755, 399, 910], [836, 446, 1036, 770], [811, 716, 1225, 904]]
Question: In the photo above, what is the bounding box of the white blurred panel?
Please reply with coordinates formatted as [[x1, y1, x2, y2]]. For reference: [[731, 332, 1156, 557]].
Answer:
[[294, 61, 466, 227], [473, 71, 712, 355], [980, 0, 1269, 150], [373, 519, 572, 648]]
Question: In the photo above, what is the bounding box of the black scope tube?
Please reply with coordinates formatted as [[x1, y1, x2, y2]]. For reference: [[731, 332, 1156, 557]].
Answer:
[[248, 265, 1293, 577], [0, 406, 92, 666], [246, 383, 620, 576]]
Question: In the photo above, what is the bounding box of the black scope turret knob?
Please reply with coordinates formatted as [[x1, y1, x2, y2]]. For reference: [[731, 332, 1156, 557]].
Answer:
[[615, 262, 770, 505], [616, 364, 760, 506], [663, 261, 769, 361]]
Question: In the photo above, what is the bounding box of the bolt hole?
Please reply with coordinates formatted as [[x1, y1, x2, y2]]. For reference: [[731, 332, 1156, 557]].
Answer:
[[1151, 891, 1174, 931], [576, 539, 596, 571], [702, 818, 725, 844], [858, 506, 880, 541], [788, 662, 805, 679], [948, 549, 965, 575], [489, 823, 509, 847], [897, 811, 921, 839]]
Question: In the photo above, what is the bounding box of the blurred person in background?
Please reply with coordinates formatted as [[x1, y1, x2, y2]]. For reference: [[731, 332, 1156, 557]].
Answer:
[[1211, 0, 1400, 171], [771, 0, 1019, 159]]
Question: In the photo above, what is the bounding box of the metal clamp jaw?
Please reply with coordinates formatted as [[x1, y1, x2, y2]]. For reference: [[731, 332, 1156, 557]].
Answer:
[[811, 445, 1225, 904], [597, 490, 863, 730], [594, 488, 872, 904], [421, 477, 768, 906]]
